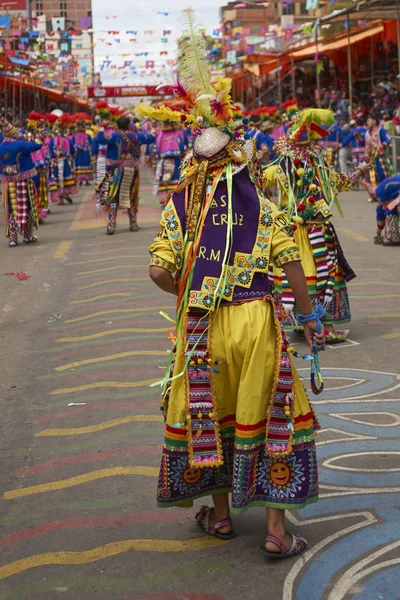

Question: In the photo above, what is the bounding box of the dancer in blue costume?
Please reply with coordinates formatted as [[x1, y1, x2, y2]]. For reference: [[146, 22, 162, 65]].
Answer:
[[0, 117, 41, 247], [375, 175, 400, 245], [95, 115, 155, 234]]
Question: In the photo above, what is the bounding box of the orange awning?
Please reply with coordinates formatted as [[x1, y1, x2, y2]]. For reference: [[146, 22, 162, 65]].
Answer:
[[292, 23, 384, 59], [0, 75, 89, 108]]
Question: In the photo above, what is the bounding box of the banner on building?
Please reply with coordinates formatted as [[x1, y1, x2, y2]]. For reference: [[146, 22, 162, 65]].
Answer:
[[87, 85, 173, 98], [0, 0, 26, 9]]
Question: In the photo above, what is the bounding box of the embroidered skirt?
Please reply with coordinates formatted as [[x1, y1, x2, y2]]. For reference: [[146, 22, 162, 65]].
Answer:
[[75, 149, 93, 182], [274, 222, 354, 326], [2, 178, 39, 237], [157, 299, 319, 512]]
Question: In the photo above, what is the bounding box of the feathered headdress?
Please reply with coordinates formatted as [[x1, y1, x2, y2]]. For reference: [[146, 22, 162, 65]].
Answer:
[[144, 9, 236, 134], [135, 103, 196, 126], [289, 108, 335, 144]]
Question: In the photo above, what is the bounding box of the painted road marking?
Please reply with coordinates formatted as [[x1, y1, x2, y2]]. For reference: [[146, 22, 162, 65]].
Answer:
[[67, 255, 149, 266], [50, 379, 159, 395], [4, 466, 159, 500], [53, 241, 72, 259], [13, 445, 162, 476], [77, 277, 149, 290], [69, 294, 133, 304], [382, 331, 400, 339], [335, 227, 368, 242], [56, 328, 169, 343], [65, 306, 171, 324], [0, 537, 226, 579], [35, 415, 163, 436], [77, 265, 148, 276], [31, 399, 158, 423], [351, 294, 400, 299], [368, 313, 400, 318], [55, 350, 168, 370], [71, 216, 159, 231], [350, 281, 400, 287], [81, 245, 150, 255], [1, 511, 187, 547]]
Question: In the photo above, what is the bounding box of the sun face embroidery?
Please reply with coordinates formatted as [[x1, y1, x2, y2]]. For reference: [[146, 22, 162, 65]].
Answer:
[[258, 455, 306, 498]]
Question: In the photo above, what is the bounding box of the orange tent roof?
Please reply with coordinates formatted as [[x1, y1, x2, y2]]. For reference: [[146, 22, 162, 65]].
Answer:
[[0, 75, 90, 108], [245, 19, 387, 77]]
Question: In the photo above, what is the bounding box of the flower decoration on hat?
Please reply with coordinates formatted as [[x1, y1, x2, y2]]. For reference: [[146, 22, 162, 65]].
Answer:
[[74, 112, 92, 129], [27, 111, 46, 133], [281, 98, 299, 119]]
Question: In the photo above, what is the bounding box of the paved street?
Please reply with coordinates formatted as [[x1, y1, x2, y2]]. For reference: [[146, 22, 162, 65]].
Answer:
[[0, 168, 399, 600]]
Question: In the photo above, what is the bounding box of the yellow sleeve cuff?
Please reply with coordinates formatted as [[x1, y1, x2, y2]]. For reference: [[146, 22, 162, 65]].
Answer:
[[149, 254, 176, 273], [274, 248, 301, 268]]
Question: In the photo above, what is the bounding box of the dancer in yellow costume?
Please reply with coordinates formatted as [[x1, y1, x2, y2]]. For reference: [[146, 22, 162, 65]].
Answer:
[[148, 8, 325, 560], [263, 109, 370, 343]]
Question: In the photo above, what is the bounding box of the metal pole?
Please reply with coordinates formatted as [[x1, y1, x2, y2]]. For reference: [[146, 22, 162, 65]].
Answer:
[[4, 80, 8, 116], [397, 0, 400, 79], [347, 16, 353, 115], [291, 49, 295, 98], [12, 78, 16, 122], [277, 55, 282, 104], [315, 22, 321, 107], [371, 36, 374, 93], [19, 84, 23, 122], [27, 0, 33, 31]]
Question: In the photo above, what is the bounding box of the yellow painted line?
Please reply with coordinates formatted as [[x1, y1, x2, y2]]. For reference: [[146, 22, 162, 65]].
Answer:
[[71, 216, 159, 231], [53, 240, 72, 259], [381, 332, 400, 339], [69, 192, 88, 231], [69, 293, 133, 304], [335, 227, 368, 242], [55, 350, 167, 371], [84, 240, 151, 248], [351, 294, 400, 299], [68, 255, 149, 266], [56, 327, 169, 342], [50, 378, 159, 395], [78, 265, 148, 276], [368, 314, 400, 318], [81, 245, 150, 255], [0, 537, 225, 580], [4, 466, 159, 500], [78, 277, 149, 291], [65, 306, 171, 324], [351, 282, 400, 287], [36, 414, 163, 436]]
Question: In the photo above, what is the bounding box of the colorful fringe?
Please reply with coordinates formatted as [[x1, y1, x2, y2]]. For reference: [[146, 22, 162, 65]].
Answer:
[[185, 312, 223, 468]]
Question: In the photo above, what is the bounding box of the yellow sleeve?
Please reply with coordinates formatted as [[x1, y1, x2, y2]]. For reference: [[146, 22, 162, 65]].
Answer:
[[270, 208, 301, 267], [149, 218, 176, 274]]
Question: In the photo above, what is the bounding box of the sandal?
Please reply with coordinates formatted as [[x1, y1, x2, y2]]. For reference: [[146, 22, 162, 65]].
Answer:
[[259, 533, 309, 560], [195, 505, 236, 540], [325, 329, 347, 344]]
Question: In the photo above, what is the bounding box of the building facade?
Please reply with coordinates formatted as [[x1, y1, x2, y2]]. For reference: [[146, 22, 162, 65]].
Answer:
[[33, 0, 92, 30]]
